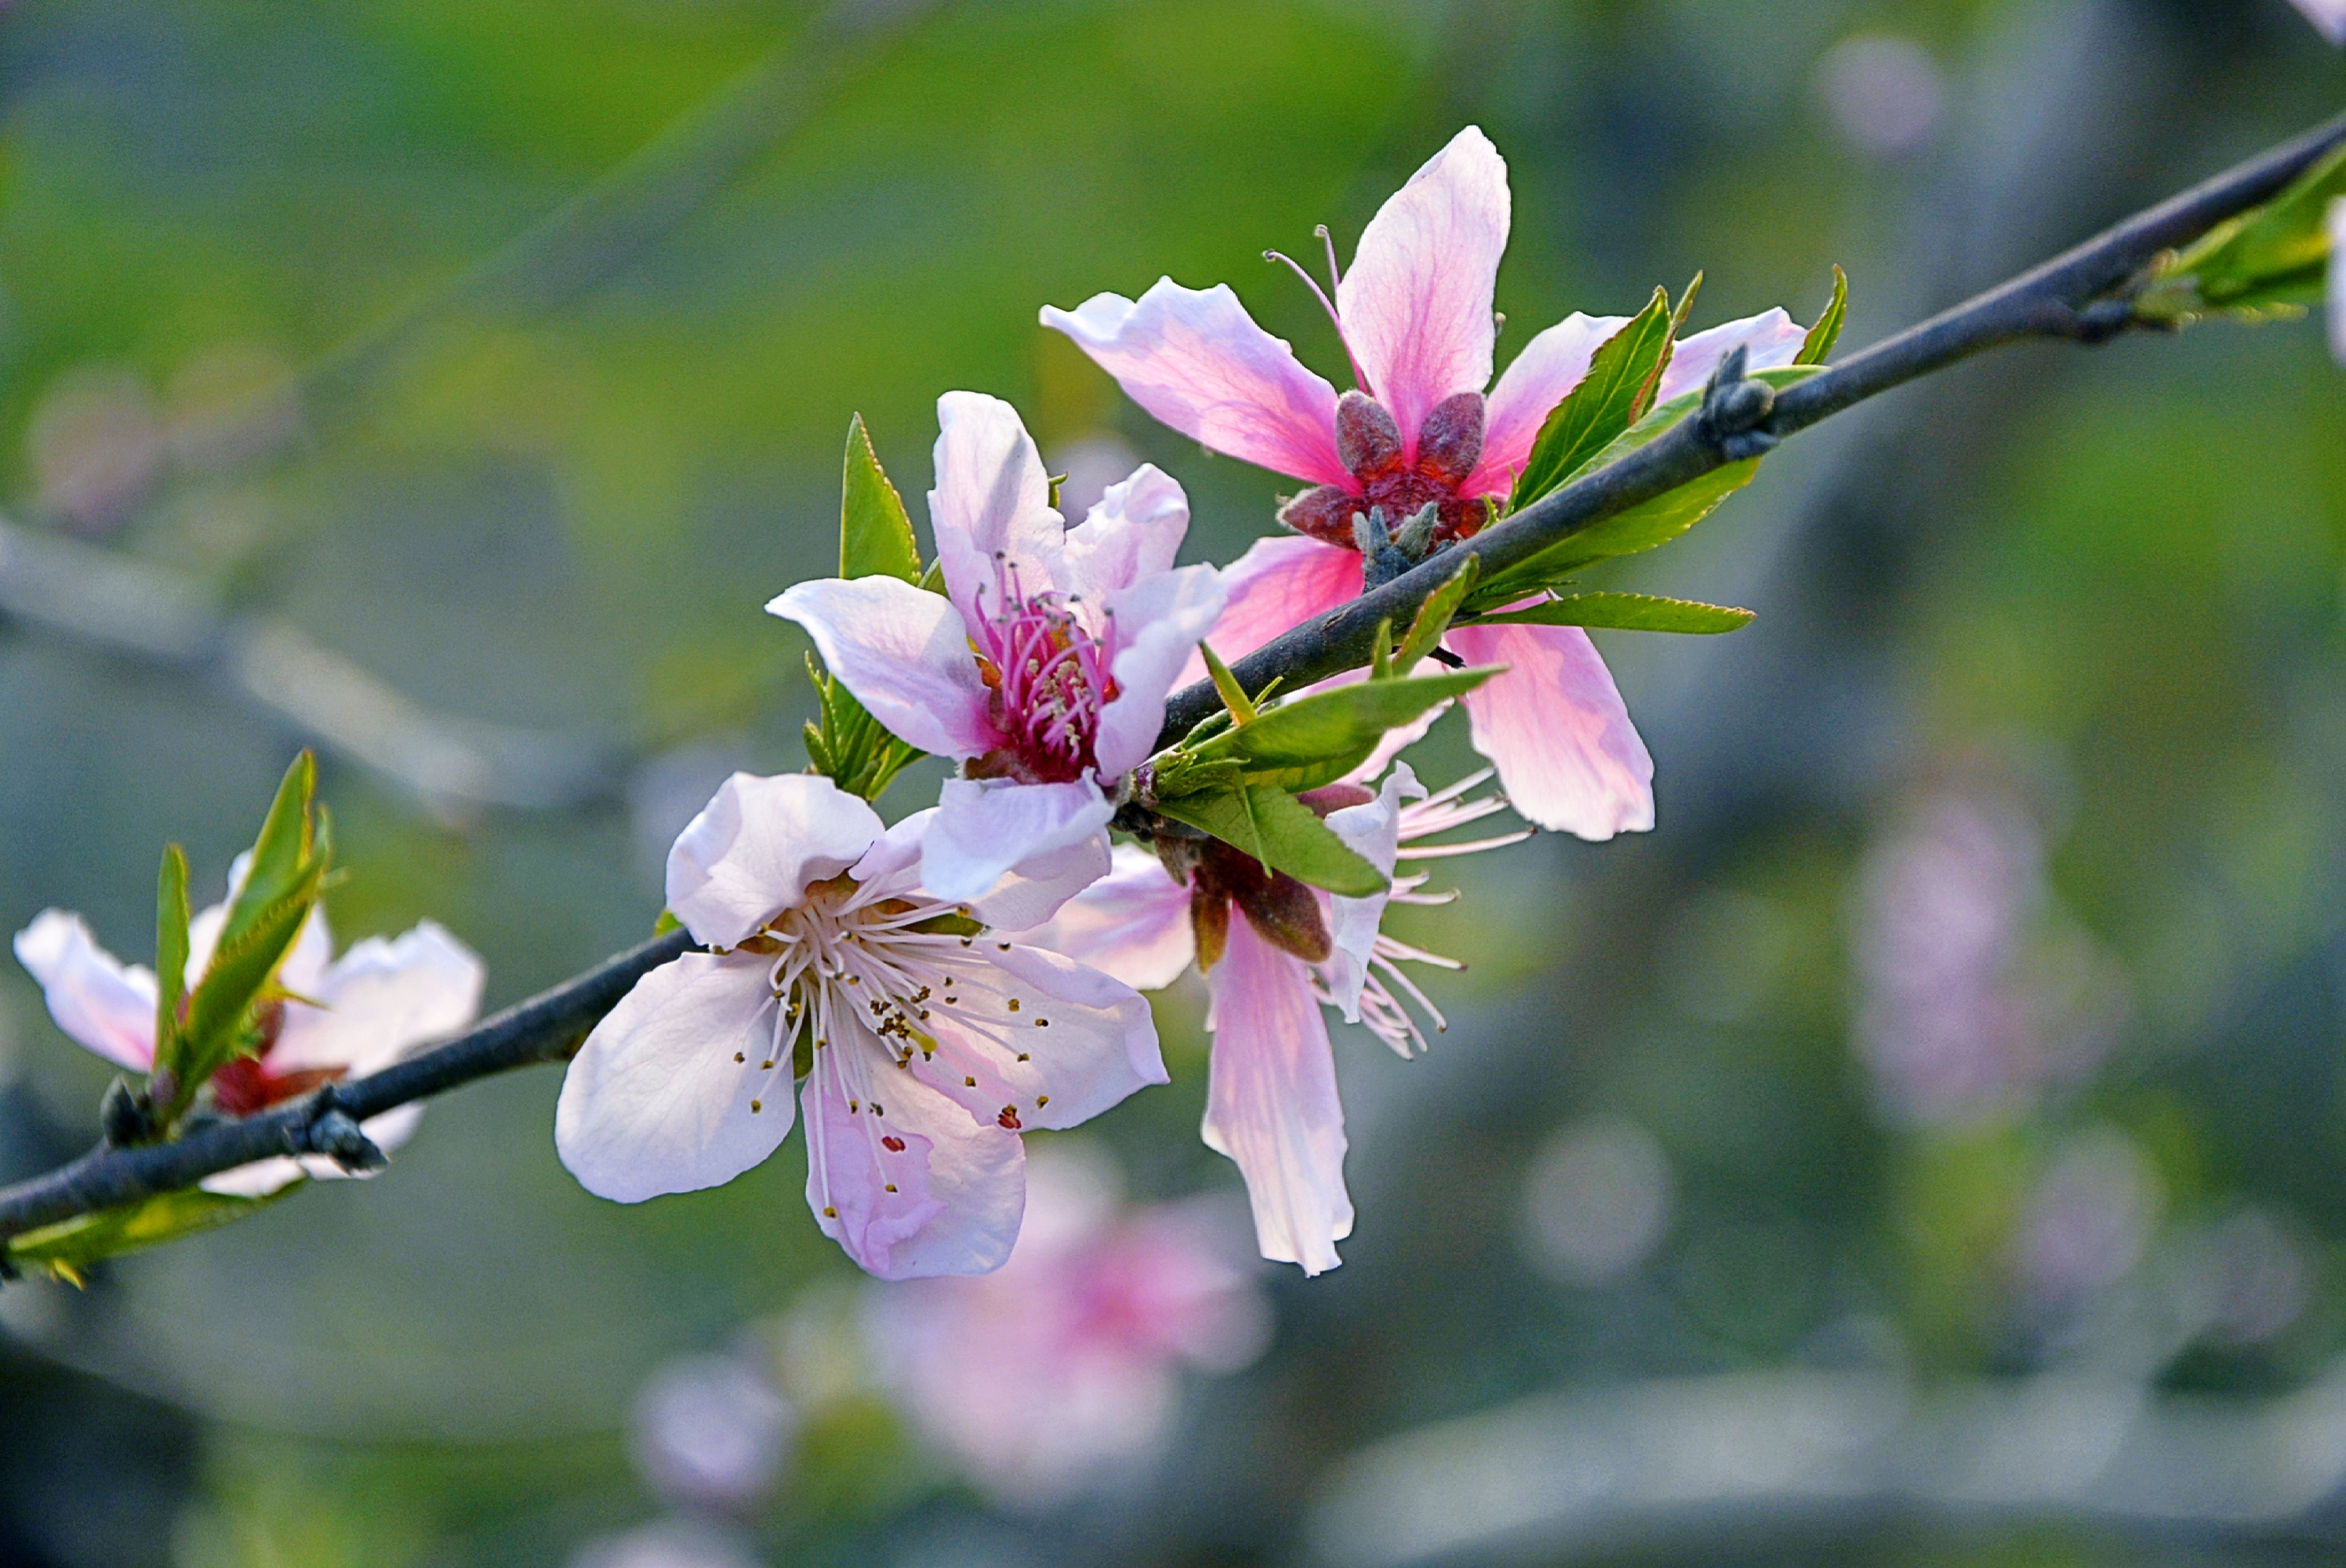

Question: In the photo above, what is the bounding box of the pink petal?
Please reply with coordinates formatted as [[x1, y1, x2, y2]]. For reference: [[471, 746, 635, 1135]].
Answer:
[[963, 833, 1116, 935], [922, 779, 1115, 906], [1655, 308, 1810, 404], [1467, 312, 1632, 497], [1041, 281, 1349, 488], [1006, 844, 1196, 992], [1320, 761, 1424, 1018], [1201, 916, 1353, 1275], [667, 773, 884, 949], [1060, 463, 1189, 598], [1182, 535, 1361, 686], [930, 391, 1069, 631], [269, 920, 484, 1077], [1335, 125, 1509, 459], [2292, 0, 2346, 44], [804, 1062, 1025, 1280], [12, 909, 157, 1070], [770, 576, 999, 760], [916, 941, 1168, 1130], [1093, 561, 1226, 778], [1444, 621, 1654, 839], [555, 951, 796, 1203]]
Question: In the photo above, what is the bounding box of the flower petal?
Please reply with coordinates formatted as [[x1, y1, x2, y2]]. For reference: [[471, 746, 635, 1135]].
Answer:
[[1092, 562, 1226, 778], [1182, 535, 1362, 685], [12, 910, 157, 1070], [200, 1104, 423, 1197], [268, 920, 484, 1078], [770, 576, 998, 760], [964, 833, 1114, 934], [1060, 463, 1189, 598], [1041, 281, 1348, 488], [914, 942, 1167, 1131], [1655, 308, 1810, 404], [931, 390, 1066, 631], [555, 953, 795, 1203], [1320, 761, 1424, 1019], [922, 779, 1114, 906], [1006, 844, 1196, 992], [1201, 916, 1352, 1275], [668, 773, 884, 949], [1335, 125, 1509, 456], [1444, 621, 1654, 839], [1467, 312, 1632, 497], [804, 1063, 1025, 1280]]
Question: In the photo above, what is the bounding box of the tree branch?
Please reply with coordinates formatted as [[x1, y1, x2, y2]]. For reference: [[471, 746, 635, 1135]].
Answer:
[[0, 929, 692, 1245], [1153, 106, 2346, 750], [6, 109, 2345, 1254]]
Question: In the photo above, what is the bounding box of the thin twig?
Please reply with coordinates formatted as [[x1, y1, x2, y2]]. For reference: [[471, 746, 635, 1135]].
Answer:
[[1152, 106, 2346, 749], [7, 110, 2345, 1247], [0, 930, 692, 1243]]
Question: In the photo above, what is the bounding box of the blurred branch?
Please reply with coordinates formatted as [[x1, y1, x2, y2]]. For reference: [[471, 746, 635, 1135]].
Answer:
[[0, 930, 692, 1249], [0, 516, 616, 817], [1153, 105, 2346, 748], [1309, 1361, 2346, 1566]]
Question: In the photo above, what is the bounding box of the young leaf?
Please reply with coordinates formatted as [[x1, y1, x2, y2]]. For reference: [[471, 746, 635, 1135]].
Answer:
[[1170, 666, 1499, 796], [1506, 288, 1674, 513], [5, 1185, 300, 1284], [216, 752, 316, 960], [1469, 592, 1755, 634], [1392, 554, 1480, 673], [1156, 784, 1389, 898], [1796, 265, 1849, 365], [151, 844, 191, 1085], [2159, 143, 2346, 316], [1199, 642, 1260, 724], [840, 414, 922, 585]]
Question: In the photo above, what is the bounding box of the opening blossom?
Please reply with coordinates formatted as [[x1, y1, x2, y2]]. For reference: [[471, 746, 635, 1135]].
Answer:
[[1014, 764, 1526, 1275], [774, 392, 1224, 903], [1043, 126, 1812, 839], [556, 771, 1168, 1280], [12, 888, 484, 1196], [863, 1144, 1269, 1508]]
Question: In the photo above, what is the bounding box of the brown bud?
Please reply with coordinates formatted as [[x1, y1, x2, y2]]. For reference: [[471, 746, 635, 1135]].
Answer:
[[1233, 870, 1334, 964], [1276, 484, 1366, 546], [1335, 390, 1404, 479], [1191, 888, 1231, 973], [1415, 391, 1485, 485]]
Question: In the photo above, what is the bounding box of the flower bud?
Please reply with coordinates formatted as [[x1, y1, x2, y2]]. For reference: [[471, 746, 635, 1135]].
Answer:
[[1335, 390, 1404, 479], [1415, 391, 1485, 485]]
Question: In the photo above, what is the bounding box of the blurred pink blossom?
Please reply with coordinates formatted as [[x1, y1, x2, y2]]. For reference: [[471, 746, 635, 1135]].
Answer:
[[2290, 0, 2346, 45], [864, 1145, 1270, 1508]]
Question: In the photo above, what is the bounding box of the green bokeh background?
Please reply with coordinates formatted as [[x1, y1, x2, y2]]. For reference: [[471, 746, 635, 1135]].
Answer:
[[4, 0, 2346, 1563]]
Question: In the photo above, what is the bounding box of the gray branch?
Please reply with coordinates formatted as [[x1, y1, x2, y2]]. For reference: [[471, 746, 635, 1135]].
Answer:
[[4, 109, 2341, 1252]]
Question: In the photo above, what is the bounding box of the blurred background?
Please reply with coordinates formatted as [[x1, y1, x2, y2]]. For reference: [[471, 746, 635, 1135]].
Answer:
[[2, 0, 2346, 1563]]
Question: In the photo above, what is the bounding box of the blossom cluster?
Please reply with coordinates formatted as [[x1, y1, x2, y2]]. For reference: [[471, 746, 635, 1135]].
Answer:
[[11, 125, 1819, 1284]]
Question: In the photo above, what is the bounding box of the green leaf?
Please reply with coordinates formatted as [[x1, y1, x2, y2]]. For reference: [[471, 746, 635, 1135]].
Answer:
[[1797, 265, 1849, 365], [1391, 553, 1480, 672], [216, 752, 316, 960], [5, 1185, 299, 1284], [1156, 785, 1388, 898], [1469, 365, 1823, 608], [2169, 143, 2346, 312], [652, 909, 684, 937], [1198, 641, 1261, 724], [1469, 592, 1755, 634], [1506, 288, 1673, 513], [839, 414, 921, 585], [151, 844, 191, 1085], [1170, 666, 1498, 795]]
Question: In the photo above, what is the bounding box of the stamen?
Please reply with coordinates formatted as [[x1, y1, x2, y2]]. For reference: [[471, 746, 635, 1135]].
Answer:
[[1266, 246, 1375, 395]]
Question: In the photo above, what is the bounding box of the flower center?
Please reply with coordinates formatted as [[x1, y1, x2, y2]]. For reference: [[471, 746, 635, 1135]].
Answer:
[[968, 559, 1119, 785], [1278, 388, 1493, 554]]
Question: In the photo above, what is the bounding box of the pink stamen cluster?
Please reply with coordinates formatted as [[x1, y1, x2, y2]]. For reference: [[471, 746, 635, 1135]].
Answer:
[[971, 557, 1120, 785]]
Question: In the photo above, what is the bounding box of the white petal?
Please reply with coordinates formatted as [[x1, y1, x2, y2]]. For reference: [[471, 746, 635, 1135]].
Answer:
[[913, 942, 1167, 1131], [203, 1105, 429, 1197], [804, 1061, 1024, 1279], [12, 910, 157, 1071], [556, 953, 796, 1203], [921, 779, 1113, 906], [930, 391, 1066, 634], [770, 576, 999, 760], [1202, 916, 1352, 1275], [268, 920, 484, 1078], [199, 1158, 307, 1199], [964, 833, 1114, 933], [1060, 463, 1190, 598], [1006, 844, 1196, 992], [1092, 562, 1226, 778], [1655, 308, 1810, 404], [1321, 761, 1425, 1020], [667, 773, 884, 949]]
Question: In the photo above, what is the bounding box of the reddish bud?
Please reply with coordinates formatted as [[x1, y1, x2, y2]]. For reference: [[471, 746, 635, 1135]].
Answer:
[[1416, 391, 1485, 485], [1276, 484, 1365, 546], [1335, 390, 1404, 479]]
